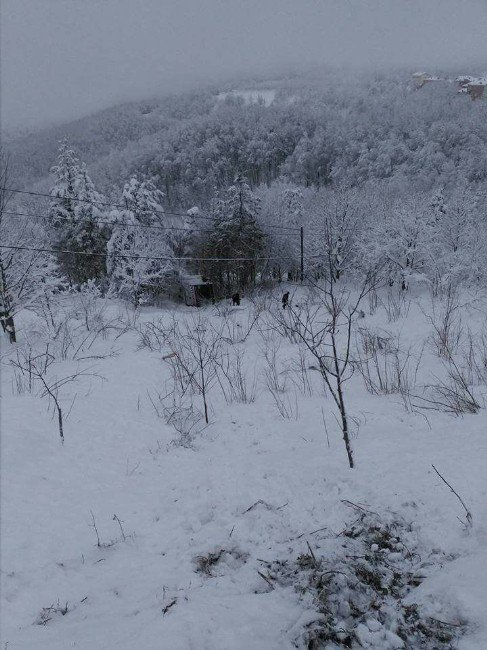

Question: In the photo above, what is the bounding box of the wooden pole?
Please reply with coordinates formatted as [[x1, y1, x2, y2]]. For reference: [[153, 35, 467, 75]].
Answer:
[[300, 226, 304, 283]]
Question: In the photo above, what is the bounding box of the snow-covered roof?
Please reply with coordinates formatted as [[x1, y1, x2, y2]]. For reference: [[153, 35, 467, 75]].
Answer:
[[467, 77, 487, 87], [185, 274, 211, 286], [412, 72, 443, 83], [456, 74, 487, 86]]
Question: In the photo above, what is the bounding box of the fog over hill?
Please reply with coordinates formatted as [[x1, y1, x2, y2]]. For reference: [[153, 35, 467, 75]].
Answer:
[[2, 0, 487, 133], [6, 67, 487, 212]]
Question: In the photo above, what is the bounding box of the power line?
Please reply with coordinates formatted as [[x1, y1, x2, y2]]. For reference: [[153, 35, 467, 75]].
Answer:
[[3, 209, 297, 240], [0, 244, 295, 263], [3, 210, 210, 233], [2, 210, 299, 261], [2, 186, 197, 219], [1, 186, 301, 233]]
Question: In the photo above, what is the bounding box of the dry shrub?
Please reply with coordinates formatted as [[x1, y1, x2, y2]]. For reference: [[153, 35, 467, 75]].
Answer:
[[354, 327, 422, 402]]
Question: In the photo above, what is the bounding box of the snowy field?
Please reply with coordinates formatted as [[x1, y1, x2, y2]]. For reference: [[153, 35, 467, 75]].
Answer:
[[1, 285, 487, 650]]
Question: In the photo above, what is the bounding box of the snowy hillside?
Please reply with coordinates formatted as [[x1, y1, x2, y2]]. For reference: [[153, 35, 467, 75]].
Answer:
[[2, 286, 487, 649], [6, 67, 487, 210], [3, 1, 487, 648]]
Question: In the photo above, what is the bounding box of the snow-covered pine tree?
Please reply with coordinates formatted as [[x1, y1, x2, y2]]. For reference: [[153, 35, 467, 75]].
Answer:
[[106, 177, 176, 305], [122, 176, 165, 225], [201, 175, 266, 294], [281, 188, 303, 280], [381, 194, 430, 290], [49, 140, 108, 285], [169, 206, 200, 259], [258, 184, 302, 281], [426, 184, 481, 292], [305, 187, 364, 283]]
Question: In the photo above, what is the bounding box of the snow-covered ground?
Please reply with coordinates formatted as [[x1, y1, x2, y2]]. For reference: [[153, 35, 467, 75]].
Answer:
[[1, 286, 487, 649]]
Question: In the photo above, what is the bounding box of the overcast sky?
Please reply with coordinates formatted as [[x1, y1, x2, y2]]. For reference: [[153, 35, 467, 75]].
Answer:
[[1, 0, 487, 133]]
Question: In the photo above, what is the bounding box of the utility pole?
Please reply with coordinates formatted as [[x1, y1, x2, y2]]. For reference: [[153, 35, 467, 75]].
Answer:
[[300, 226, 304, 283]]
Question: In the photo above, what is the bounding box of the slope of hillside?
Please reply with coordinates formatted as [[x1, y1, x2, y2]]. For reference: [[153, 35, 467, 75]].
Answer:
[[2, 287, 487, 649], [5, 67, 487, 211]]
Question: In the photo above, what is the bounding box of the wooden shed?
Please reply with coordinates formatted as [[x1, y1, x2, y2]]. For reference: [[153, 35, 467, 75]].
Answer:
[[183, 274, 214, 307]]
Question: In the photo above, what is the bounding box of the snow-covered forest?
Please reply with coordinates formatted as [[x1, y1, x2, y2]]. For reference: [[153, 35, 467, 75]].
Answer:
[[2, 66, 487, 650], [3, 70, 487, 312]]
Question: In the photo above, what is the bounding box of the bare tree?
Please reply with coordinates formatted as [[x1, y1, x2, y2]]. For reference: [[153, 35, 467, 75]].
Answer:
[[271, 268, 380, 468], [10, 345, 99, 442], [424, 289, 462, 360], [0, 154, 16, 342], [166, 315, 224, 424], [0, 151, 57, 343]]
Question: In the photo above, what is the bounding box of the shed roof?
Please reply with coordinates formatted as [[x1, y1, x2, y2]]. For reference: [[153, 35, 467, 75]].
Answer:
[[185, 274, 212, 286]]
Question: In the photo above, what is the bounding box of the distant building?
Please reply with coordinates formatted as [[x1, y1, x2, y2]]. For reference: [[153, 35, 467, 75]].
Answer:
[[412, 72, 429, 88], [454, 75, 486, 99], [412, 72, 445, 89], [467, 79, 486, 100], [455, 75, 474, 92], [413, 71, 486, 101]]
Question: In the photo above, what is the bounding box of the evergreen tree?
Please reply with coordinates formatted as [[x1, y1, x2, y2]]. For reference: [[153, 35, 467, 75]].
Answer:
[[258, 185, 302, 281], [201, 176, 266, 294], [426, 184, 480, 291], [169, 206, 200, 258], [121, 176, 165, 225], [49, 140, 108, 285], [106, 177, 176, 305]]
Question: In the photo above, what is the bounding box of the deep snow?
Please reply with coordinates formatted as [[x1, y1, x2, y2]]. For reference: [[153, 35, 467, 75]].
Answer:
[[1, 288, 487, 649]]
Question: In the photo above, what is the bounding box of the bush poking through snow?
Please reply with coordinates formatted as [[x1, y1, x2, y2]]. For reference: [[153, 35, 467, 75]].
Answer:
[[425, 291, 462, 361], [382, 290, 411, 323], [194, 549, 226, 576], [267, 509, 466, 649], [415, 358, 481, 416], [10, 346, 101, 443], [216, 345, 257, 404], [89, 510, 133, 548], [34, 601, 70, 626], [354, 327, 423, 400], [194, 548, 248, 577], [164, 400, 206, 448]]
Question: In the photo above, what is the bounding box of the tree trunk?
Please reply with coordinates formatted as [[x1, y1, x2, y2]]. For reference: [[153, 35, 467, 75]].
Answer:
[[6, 316, 16, 343], [57, 405, 64, 443], [336, 378, 354, 468]]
